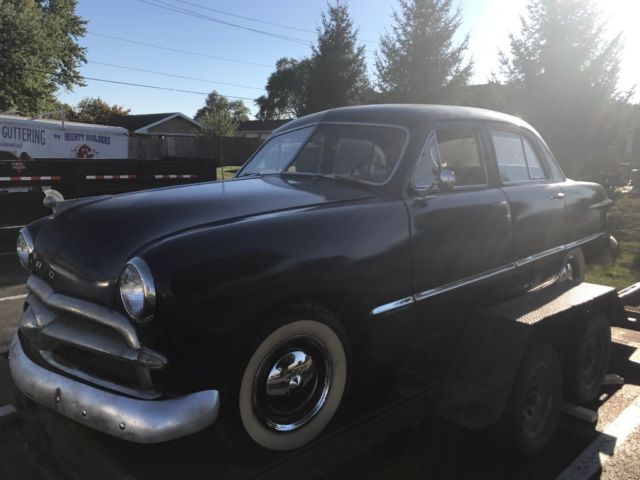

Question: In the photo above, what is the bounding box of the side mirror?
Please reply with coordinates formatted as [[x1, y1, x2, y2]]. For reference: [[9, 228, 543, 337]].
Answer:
[[438, 168, 456, 190]]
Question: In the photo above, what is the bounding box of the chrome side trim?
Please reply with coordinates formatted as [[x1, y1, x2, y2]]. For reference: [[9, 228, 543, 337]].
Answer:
[[414, 263, 516, 302], [370, 232, 607, 316], [9, 336, 219, 443], [27, 275, 140, 349], [370, 296, 415, 316], [515, 245, 566, 267], [564, 232, 607, 251]]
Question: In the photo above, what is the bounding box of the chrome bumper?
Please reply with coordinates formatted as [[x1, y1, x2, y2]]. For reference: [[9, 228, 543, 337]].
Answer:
[[9, 335, 220, 443]]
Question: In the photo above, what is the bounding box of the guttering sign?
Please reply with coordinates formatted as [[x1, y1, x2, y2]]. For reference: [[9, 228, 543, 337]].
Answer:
[[0, 118, 128, 159]]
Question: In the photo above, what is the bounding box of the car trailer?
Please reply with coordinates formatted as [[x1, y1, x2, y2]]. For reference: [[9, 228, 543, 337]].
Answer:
[[8, 280, 640, 479]]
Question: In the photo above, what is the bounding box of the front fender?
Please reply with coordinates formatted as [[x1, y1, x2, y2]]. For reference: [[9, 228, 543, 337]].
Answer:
[[136, 199, 412, 392]]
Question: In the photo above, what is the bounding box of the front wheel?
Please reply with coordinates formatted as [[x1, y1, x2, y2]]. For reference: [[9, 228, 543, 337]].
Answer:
[[221, 307, 350, 451]]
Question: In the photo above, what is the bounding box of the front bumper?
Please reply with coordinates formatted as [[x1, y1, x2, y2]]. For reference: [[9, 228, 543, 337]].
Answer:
[[9, 335, 220, 443]]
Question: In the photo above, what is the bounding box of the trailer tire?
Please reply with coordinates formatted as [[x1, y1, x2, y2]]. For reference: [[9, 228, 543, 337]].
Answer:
[[564, 313, 611, 405], [507, 341, 562, 457]]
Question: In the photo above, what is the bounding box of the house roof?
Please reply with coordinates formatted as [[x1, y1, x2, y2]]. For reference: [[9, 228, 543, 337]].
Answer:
[[108, 112, 201, 133], [237, 119, 291, 132]]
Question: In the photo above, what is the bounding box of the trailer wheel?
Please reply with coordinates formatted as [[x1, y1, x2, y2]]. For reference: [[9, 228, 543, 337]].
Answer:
[[507, 341, 562, 457], [565, 313, 611, 405]]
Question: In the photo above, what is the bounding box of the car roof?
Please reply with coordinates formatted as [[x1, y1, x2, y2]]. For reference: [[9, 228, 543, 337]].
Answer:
[[272, 104, 532, 135]]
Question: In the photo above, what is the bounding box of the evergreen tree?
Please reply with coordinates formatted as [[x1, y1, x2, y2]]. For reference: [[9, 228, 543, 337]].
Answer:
[[305, 0, 370, 113], [0, 0, 86, 115], [375, 0, 472, 103], [500, 0, 624, 177]]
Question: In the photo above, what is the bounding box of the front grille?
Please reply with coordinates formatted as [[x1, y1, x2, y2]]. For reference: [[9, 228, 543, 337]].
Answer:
[[19, 275, 166, 399], [53, 346, 141, 387]]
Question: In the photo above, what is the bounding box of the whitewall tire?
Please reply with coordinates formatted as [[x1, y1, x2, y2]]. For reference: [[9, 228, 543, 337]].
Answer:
[[237, 318, 348, 451]]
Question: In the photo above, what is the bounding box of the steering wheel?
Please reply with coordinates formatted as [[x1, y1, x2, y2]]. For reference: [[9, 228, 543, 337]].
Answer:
[[350, 162, 390, 182]]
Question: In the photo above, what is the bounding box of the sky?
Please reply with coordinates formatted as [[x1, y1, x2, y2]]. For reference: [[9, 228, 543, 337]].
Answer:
[[57, 0, 640, 118]]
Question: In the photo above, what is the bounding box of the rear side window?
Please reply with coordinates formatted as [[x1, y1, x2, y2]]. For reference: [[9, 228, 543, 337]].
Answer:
[[492, 130, 548, 182]]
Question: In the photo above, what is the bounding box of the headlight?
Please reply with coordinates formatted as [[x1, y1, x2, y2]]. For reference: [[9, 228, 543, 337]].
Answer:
[[16, 228, 35, 271], [119, 257, 155, 321]]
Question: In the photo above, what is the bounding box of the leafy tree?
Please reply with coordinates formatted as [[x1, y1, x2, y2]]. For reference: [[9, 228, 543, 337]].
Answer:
[[305, 0, 370, 113], [70, 97, 130, 125], [499, 0, 625, 178], [195, 91, 250, 137], [256, 58, 311, 119], [375, 0, 472, 103], [0, 0, 86, 115]]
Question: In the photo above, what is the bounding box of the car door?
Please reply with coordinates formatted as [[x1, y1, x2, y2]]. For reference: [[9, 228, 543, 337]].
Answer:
[[405, 123, 514, 338], [489, 126, 569, 293]]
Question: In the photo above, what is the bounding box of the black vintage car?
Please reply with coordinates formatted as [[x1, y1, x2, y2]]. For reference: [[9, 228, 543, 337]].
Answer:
[[10, 105, 614, 452]]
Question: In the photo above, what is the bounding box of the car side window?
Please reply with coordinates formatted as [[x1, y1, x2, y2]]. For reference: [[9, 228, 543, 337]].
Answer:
[[522, 137, 546, 179], [436, 128, 487, 187], [413, 135, 439, 190], [413, 128, 487, 190], [492, 130, 548, 183]]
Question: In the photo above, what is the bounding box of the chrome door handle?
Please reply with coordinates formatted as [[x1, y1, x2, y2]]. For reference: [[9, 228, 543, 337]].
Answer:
[[550, 192, 565, 199]]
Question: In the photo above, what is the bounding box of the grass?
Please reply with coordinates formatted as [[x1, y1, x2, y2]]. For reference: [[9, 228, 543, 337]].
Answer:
[[216, 166, 241, 180], [586, 194, 640, 290]]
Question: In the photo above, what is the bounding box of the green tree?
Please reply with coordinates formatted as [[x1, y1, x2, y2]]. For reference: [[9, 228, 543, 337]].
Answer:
[[70, 97, 130, 125], [195, 91, 250, 137], [305, 0, 370, 113], [256, 58, 311, 119], [0, 0, 86, 115], [256, 1, 369, 118], [375, 0, 472, 103], [500, 0, 625, 178]]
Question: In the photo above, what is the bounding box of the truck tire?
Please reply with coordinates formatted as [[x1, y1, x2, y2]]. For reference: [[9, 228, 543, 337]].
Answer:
[[564, 313, 611, 405], [219, 304, 350, 451], [506, 341, 562, 457]]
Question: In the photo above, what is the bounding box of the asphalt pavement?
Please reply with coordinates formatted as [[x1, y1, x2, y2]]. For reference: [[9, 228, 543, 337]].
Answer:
[[1, 280, 640, 479]]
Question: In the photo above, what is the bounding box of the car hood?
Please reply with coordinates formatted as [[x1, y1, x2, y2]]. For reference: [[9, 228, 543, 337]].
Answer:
[[33, 175, 374, 286]]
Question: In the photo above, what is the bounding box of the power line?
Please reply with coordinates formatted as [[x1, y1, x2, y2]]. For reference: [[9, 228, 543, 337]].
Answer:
[[87, 31, 273, 68], [171, 0, 316, 34], [2, 62, 258, 100], [81, 75, 256, 100], [135, 0, 311, 46], [170, 0, 377, 44], [88, 61, 264, 90]]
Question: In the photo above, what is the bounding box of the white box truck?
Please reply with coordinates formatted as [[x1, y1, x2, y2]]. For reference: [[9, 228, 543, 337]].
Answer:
[[0, 114, 128, 159]]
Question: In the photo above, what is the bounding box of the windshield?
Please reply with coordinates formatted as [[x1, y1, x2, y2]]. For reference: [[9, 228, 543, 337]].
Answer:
[[239, 124, 406, 184]]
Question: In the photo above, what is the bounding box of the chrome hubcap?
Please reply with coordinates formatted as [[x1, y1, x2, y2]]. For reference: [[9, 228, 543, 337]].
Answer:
[[253, 337, 331, 432]]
